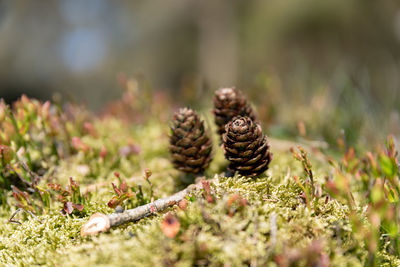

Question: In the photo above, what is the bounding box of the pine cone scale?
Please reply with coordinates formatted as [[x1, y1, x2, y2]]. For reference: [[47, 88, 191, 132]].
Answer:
[[230, 141, 252, 149], [192, 135, 208, 147], [245, 153, 262, 165], [235, 165, 254, 171], [234, 132, 253, 141], [254, 138, 268, 154], [171, 128, 187, 138], [169, 145, 181, 153], [186, 158, 205, 166], [240, 150, 254, 158], [252, 160, 270, 172], [171, 153, 187, 163], [182, 147, 198, 157], [176, 138, 192, 148], [225, 146, 238, 154], [198, 145, 212, 156]]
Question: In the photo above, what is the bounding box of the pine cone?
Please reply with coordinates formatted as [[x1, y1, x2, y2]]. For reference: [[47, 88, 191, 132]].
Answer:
[[223, 116, 272, 177], [169, 108, 213, 174], [213, 87, 257, 137]]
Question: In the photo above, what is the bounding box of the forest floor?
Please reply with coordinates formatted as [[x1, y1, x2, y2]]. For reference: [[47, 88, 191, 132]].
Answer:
[[0, 94, 399, 266]]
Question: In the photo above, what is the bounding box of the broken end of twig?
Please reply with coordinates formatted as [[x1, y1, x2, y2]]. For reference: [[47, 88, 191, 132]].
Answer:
[[81, 213, 110, 236]]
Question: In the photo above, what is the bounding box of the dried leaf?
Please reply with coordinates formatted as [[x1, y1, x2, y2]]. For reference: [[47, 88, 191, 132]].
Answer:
[[64, 202, 74, 214], [74, 203, 84, 211]]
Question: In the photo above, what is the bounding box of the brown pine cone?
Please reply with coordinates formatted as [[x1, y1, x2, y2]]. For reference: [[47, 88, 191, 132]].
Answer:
[[213, 87, 257, 137], [222, 116, 272, 177], [169, 108, 213, 174]]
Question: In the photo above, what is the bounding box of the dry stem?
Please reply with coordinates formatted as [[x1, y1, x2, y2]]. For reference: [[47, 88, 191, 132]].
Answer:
[[81, 178, 206, 236]]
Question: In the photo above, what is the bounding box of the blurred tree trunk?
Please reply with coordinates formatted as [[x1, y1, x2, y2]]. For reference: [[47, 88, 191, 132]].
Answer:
[[197, 0, 238, 88]]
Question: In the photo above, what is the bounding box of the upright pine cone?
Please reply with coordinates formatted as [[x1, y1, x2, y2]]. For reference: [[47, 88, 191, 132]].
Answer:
[[213, 87, 257, 137], [169, 108, 213, 174], [223, 116, 272, 177]]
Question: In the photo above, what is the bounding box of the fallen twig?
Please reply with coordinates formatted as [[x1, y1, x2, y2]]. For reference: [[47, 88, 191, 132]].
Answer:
[[81, 178, 207, 236], [8, 208, 22, 224], [8, 208, 42, 224]]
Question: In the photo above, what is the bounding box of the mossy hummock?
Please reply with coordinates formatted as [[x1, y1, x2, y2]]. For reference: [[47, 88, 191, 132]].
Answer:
[[169, 108, 213, 174]]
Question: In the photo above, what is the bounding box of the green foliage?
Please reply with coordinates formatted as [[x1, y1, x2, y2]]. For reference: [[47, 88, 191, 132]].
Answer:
[[48, 177, 89, 216], [106, 170, 153, 209]]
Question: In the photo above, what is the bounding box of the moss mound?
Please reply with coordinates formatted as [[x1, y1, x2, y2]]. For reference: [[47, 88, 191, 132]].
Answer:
[[0, 94, 399, 266]]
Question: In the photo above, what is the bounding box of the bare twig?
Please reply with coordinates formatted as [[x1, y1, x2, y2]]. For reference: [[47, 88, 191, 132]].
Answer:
[[25, 210, 43, 223], [81, 178, 207, 236], [8, 208, 42, 224], [8, 208, 22, 224]]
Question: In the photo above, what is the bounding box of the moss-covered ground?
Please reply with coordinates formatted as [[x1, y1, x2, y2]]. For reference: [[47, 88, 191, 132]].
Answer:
[[0, 93, 399, 266]]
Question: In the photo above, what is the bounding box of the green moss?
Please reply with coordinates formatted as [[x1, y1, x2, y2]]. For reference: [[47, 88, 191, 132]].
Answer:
[[0, 110, 398, 266]]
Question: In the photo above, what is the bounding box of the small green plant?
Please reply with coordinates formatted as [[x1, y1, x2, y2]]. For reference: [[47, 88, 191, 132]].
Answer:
[[324, 135, 400, 265], [290, 146, 321, 211], [48, 177, 89, 216], [107, 176, 136, 209], [291, 146, 314, 195], [107, 170, 154, 209], [11, 186, 42, 215], [0, 96, 78, 191]]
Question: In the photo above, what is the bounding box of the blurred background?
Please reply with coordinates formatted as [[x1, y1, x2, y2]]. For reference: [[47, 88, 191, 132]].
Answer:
[[1, 0, 400, 147]]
